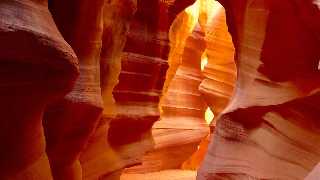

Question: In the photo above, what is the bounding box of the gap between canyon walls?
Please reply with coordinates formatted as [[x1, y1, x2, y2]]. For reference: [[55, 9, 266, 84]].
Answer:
[[121, 0, 237, 178], [0, 0, 233, 179], [2, 0, 320, 179], [78, 0, 198, 180]]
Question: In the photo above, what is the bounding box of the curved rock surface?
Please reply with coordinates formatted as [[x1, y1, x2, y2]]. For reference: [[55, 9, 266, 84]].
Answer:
[[78, 1, 138, 180], [126, 24, 209, 173], [198, 0, 320, 179], [0, 0, 79, 179], [80, 0, 196, 179], [199, 2, 236, 119], [2, 0, 320, 179], [124, 0, 237, 173], [45, 0, 105, 179]]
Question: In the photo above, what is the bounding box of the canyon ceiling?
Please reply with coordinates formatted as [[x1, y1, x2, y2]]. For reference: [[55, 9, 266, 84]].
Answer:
[[0, 0, 319, 180]]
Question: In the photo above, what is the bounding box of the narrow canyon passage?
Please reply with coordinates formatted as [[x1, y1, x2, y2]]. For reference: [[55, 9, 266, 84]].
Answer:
[[0, 0, 320, 180], [120, 0, 236, 179]]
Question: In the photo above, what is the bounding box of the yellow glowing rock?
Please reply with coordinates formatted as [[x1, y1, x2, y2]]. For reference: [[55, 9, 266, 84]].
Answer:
[[185, 0, 200, 26], [204, 107, 214, 125], [201, 51, 208, 71]]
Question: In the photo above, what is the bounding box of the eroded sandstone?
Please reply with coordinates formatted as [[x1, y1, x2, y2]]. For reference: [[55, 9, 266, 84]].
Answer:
[[198, 0, 320, 179], [0, 0, 79, 179]]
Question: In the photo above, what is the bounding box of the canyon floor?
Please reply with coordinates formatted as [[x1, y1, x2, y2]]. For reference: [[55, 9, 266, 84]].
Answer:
[[121, 170, 197, 180]]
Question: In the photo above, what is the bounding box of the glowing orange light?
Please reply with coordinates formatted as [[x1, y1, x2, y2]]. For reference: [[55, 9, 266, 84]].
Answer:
[[205, 107, 214, 125], [185, 0, 200, 22], [184, 0, 200, 33], [201, 51, 208, 71]]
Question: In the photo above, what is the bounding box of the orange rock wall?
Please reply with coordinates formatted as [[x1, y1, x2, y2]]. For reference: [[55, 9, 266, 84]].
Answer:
[[80, 0, 197, 179], [2, 0, 320, 180]]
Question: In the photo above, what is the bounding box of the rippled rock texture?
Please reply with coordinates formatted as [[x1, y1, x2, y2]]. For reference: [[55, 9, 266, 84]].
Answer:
[[2, 0, 320, 179], [198, 2, 236, 119], [45, 0, 106, 179], [123, 0, 236, 174], [125, 23, 209, 173], [79, 0, 196, 179], [198, 0, 320, 179], [0, 0, 79, 179], [2, 0, 198, 179]]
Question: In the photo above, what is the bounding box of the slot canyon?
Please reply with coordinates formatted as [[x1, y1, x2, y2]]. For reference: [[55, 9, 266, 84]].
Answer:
[[0, 0, 319, 179]]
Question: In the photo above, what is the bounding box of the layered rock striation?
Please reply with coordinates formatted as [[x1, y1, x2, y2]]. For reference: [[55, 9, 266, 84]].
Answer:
[[45, 0, 105, 179], [198, 0, 320, 179], [80, 0, 196, 179], [0, 0, 79, 179]]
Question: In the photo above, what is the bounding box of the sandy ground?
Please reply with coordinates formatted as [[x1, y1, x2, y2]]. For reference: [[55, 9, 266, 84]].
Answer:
[[120, 170, 197, 180]]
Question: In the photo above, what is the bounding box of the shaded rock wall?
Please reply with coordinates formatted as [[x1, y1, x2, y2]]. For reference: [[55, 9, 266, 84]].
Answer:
[[2, 0, 320, 180], [1, 0, 197, 179], [46, 0, 105, 179], [0, 0, 79, 179], [198, 0, 320, 179]]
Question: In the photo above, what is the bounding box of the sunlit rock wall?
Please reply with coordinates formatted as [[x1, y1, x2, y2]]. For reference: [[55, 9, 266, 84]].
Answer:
[[125, 23, 209, 173], [183, 1, 237, 170], [151, 23, 208, 172], [198, 0, 320, 179], [199, 2, 236, 119], [124, 0, 237, 173], [80, 0, 196, 179], [78, 1, 138, 180], [3, 0, 319, 179]]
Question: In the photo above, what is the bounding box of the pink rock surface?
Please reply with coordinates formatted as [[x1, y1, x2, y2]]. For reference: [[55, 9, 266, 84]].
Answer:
[[305, 163, 320, 180], [198, 0, 320, 179]]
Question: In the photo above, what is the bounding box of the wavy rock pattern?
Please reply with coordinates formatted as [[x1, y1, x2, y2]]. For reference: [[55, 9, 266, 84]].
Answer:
[[0, 0, 79, 179], [198, 0, 320, 179], [122, 0, 209, 172], [199, 2, 236, 119], [126, 24, 209, 173], [124, 0, 237, 173], [45, 1, 105, 179], [80, 0, 196, 179], [78, 1, 138, 180], [3, 0, 320, 179]]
